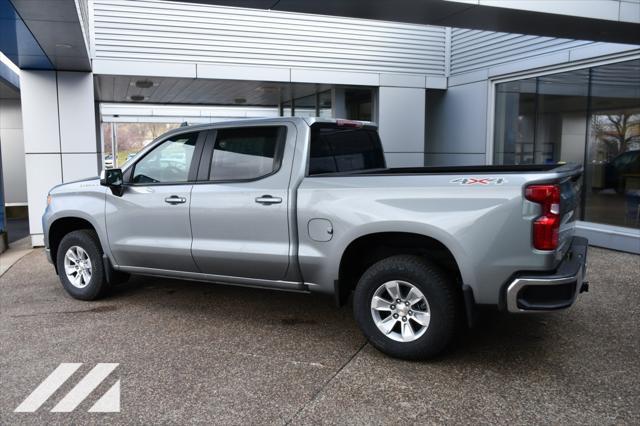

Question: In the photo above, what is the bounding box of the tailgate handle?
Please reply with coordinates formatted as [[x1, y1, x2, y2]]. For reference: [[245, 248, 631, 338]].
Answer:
[[255, 195, 282, 205]]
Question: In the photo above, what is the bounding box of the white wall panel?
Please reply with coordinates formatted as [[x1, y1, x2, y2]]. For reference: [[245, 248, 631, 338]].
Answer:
[[62, 153, 99, 182], [25, 153, 62, 236], [20, 70, 98, 244], [20, 71, 60, 154], [58, 72, 97, 153], [426, 81, 488, 156], [93, 0, 447, 76], [378, 87, 426, 156], [385, 153, 424, 167]]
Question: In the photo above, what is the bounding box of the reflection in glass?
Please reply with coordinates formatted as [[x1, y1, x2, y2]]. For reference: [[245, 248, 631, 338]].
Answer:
[[318, 90, 332, 118], [585, 60, 640, 228], [102, 122, 180, 169], [493, 59, 640, 229]]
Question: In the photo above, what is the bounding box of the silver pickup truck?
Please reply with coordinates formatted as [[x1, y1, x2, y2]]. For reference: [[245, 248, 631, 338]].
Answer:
[[43, 117, 588, 359]]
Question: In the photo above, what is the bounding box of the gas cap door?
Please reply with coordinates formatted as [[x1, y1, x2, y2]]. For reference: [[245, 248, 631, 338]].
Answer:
[[308, 219, 333, 242]]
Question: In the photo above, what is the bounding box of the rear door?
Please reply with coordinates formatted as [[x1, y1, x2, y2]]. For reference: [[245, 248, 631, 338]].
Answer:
[[189, 124, 295, 280]]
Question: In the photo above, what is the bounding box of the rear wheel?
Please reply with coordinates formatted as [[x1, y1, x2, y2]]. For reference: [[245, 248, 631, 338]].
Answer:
[[56, 230, 109, 300], [353, 255, 459, 359]]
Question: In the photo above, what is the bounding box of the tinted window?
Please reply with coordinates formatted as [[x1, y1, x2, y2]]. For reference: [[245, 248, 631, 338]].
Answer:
[[309, 125, 386, 175], [132, 132, 198, 183], [209, 126, 283, 181]]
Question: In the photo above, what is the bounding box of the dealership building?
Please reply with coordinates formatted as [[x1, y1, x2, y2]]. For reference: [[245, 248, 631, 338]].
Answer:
[[0, 0, 639, 252]]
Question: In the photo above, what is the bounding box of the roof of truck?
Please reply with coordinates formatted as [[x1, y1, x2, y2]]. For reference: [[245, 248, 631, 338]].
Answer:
[[161, 116, 377, 136]]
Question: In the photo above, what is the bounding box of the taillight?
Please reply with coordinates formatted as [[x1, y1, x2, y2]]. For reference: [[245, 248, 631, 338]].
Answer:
[[525, 184, 561, 250]]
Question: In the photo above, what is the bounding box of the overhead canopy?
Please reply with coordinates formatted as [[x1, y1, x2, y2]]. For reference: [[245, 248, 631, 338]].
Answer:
[[2, 0, 90, 71], [175, 0, 640, 45]]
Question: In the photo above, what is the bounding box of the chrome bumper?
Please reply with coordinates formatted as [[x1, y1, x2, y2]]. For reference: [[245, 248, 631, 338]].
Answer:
[[506, 237, 588, 313]]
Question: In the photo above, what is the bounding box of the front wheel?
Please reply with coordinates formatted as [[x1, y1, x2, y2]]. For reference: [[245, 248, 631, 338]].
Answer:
[[56, 230, 109, 300], [353, 255, 459, 360]]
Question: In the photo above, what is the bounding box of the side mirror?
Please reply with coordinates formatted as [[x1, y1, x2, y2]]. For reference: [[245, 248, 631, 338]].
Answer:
[[100, 168, 124, 196]]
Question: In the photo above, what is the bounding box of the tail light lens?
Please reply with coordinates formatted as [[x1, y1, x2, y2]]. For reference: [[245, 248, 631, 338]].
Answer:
[[525, 184, 561, 250]]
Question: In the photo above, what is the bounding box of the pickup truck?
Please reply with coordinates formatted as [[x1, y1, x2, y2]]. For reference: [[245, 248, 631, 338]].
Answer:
[[43, 117, 588, 359]]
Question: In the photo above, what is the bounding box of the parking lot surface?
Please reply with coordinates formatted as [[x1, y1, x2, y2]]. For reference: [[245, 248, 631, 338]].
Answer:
[[1, 247, 639, 425]]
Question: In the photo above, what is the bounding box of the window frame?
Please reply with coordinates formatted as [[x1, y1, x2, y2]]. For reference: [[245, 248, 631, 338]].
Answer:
[[195, 125, 288, 184], [124, 130, 207, 186]]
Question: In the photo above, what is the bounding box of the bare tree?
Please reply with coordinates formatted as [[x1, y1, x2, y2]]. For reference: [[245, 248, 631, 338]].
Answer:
[[592, 113, 640, 157]]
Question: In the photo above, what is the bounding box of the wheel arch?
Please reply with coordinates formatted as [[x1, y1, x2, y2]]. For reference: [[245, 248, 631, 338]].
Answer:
[[48, 216, 102, 269], [336, 231, 464, 307]]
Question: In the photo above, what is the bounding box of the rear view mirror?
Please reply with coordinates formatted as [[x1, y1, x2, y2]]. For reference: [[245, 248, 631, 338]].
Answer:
[[100, 168, 124, 196]]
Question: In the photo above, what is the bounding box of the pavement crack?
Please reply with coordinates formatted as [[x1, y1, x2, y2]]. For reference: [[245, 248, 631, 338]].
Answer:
[[8, 305, 118, 317], [285, 340, 368, 425]]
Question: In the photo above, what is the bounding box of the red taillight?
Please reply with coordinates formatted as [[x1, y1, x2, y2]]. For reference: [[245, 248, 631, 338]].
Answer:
[[525, 184, 561, 250]]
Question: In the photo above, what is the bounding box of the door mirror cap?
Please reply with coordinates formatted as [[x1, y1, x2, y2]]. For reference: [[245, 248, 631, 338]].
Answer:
[[100, 168, 124, 196]]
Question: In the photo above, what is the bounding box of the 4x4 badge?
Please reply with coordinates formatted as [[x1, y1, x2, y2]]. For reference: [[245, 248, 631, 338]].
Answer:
[[450, 177, 507, 185]]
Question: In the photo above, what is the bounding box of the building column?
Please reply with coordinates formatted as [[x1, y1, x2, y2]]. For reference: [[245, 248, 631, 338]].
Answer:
[[21, 71, 99, 246], [377, 87, 426, 167]]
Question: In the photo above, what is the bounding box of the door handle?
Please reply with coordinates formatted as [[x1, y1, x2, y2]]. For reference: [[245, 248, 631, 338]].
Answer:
[[164, 195, 187, 205], [255, 195, 282, 205]]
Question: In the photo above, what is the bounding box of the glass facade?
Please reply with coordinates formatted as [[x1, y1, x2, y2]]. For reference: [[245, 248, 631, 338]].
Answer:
[[494, 59, 640, 229]]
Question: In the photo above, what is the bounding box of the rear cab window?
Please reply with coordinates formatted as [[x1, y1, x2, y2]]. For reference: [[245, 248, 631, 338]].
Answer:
[[308, 123, 386, 175]]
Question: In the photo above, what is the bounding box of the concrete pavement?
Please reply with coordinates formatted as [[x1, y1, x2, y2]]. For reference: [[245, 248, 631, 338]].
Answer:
[[1, 247, 638, 425]]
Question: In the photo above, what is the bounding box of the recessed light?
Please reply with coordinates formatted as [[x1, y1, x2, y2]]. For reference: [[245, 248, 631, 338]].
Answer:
[[55, 43, 73, 49], [234, 97, 247, 104], [134, 80, 155, 89], [130, 95, 146, 101], [255, 86, 278, 93]]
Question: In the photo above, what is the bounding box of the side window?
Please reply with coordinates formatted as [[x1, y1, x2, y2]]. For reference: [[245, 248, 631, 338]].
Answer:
[[209, 126, 284, 181], [132, 132, 198, 184]]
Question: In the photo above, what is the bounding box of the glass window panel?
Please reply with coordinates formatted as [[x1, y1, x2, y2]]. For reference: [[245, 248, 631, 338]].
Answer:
[[293, 93, 316, 118], [318, 90, 332, 118], [345, 89, 373, 121], [493, 78, 536, 165], [493, 59, 640, 230], [535, 69, 589, 164], [132, 132, 198, 184], [585, 59, 640, 229], [209, 126, 283, 181]]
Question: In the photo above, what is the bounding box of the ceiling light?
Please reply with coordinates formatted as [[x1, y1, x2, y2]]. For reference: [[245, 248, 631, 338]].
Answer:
[[234, 97, 247, 104], [130, 95, 146, 102], [255, 86, 279, 93], [134, 80, 155, 89], [55, 43, 73, 49]]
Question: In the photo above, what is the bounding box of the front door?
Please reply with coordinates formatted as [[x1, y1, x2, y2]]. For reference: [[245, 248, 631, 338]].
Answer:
[[190, 124, 295, 280], [106, 130, 205, 272]]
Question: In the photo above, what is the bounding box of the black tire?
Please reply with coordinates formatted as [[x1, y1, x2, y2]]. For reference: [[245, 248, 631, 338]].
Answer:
[[353, 255, 459, 360], [56, 229, 109, 300]]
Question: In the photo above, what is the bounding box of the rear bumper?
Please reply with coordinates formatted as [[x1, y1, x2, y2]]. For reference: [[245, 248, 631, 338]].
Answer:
[[505, 236, 588, 313]]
